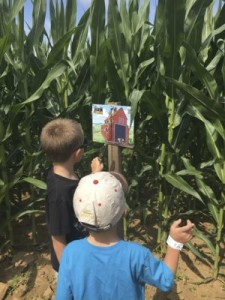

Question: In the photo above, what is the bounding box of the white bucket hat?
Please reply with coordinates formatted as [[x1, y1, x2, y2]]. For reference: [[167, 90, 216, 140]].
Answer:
[[73, 172, 125, 231]]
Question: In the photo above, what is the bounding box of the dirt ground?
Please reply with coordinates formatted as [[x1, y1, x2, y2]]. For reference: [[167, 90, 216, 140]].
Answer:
[[0, 215, 225, 300]]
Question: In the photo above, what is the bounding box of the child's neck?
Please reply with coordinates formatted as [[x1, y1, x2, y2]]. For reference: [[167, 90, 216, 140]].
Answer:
[[53, 162, 78, 180], [87, 228, 120, 247]]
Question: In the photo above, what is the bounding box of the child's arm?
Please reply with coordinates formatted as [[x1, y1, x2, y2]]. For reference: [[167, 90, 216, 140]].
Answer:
[[91, 157, 104, 173], [52, 235, 67, 263], [164, 219, 194, 274]]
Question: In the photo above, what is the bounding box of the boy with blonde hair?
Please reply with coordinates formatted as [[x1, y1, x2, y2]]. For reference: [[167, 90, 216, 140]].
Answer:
[[56, 171, 194, 299], [40, 118, 103, 272]]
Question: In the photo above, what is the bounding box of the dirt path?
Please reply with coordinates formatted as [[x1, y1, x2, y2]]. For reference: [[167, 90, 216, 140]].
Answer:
[[0, 216, 224, 299]]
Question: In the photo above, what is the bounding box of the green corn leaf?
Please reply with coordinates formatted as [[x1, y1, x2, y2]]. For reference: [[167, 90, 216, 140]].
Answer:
[[214, 162, 225, 183], [0, 210, 45, 233], [187, 105, 225, 141], [202, 2, 214, 44], [207, 202, 219, 224], [0, 27, 11, 65], [185, 0, 212, 42], [1, 124, 12, 142], [134, 58, 155, 87], [185, 106, 224, 161], [195, 179, 219, 221], [185, 241, 207, 261], [27, 0, 46, 48], [138, 165, 152, 178], [183, 41, 218, 100], [90, 42, 107, 102], [0, 240, 10, 252], [214, 4, 225, 39], [60, 0, 65, 36], [185, 105, 225, 182], [140, 91, 169, 145], [166, 77, 225, 121], [213, 119, 225, 141], [200, 23, 225, 54], [50, 0, 57, 42], [9, 0, 26, 22], [130, 179, 138, 188], [134, 0, 149, 35], [65, 0, 76, 31], [47, 28, 77, 67], [22, 177, 47, 190], [200, 160, 214, 169], [196, 178, 217, 202], [18, 62, 68, 107], [164, 172, 203, 202], [195, 277, 214, 285], [222, 56, 225, 89], [206, 48, 223, 73], [128, 0, 138, 33], [108, 0, 129, 98], [193, 228, 216, 256], [120, 0, 132, 47], [106, 48, 126, 102], [179, 157, 202, 178], [205, 129, 221, 160], [176, 169, 202, 178], [67, 60, 90, 101], [90, 0, 105, 57], [163, 0, 185, 78], [71, 8, 90, 65], [14, 210, 45, 219], [49, 0, 64, 42], [0, 179, 21, 204], [90, 0, 106, 102], [129, 89, 145, 125], [27, 198, 45, 208]]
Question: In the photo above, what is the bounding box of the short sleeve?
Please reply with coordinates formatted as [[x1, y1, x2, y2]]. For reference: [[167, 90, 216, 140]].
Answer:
[[137, 247, 174, 292], [55, 248, 73, 300]]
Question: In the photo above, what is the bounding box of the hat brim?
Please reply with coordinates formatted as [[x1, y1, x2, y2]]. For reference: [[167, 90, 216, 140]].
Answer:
[[81, 222, 112, 232]]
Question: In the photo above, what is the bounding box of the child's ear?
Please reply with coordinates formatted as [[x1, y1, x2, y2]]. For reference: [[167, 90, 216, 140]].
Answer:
[[75, 148, 83, 159]]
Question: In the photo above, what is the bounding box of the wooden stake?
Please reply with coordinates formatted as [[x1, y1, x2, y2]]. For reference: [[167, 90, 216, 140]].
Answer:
[[108, 144, 124, 239], [108, 144, 122, 172]]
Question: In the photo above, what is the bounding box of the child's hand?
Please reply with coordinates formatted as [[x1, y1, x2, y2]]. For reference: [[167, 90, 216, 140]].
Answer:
[[91, 157, 104, 173], [169, 219, 194, 244]]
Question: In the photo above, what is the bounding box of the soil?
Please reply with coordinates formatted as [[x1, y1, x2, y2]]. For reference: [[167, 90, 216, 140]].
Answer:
[[0, 214, 225, 300]]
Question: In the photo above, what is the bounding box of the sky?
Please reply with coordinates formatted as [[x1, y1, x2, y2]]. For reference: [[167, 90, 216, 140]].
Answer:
[[92, 104, 132, 126], [24, 0, 220, 34], [24, 0, 157, 32]]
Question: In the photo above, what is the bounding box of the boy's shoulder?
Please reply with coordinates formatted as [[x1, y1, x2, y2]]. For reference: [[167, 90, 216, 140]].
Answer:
[[63, 238, 86, 255], [66, 238, 86, 248], [46, 170, 79, 188], [64, 239, 150, 256], [122, 240, 150, 253]]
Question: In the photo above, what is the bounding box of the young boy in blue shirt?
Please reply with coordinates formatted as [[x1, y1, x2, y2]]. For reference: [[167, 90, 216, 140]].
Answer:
[[56, 171, 194, 299], [40, 118, 103, 272]]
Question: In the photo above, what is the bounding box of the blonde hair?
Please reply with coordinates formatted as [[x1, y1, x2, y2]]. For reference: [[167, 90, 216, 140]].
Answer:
[[40, 118, 84, 162]]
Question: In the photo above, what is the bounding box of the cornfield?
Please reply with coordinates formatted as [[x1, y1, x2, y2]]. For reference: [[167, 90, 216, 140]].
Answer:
[[0, 0, 225, 280]]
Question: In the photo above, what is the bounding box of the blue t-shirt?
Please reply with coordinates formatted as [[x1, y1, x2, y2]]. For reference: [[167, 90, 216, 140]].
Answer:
[[56, 238, 174, 300]]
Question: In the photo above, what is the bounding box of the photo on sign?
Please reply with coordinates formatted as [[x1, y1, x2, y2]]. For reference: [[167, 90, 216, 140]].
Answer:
[[92, 104, 134, 148]]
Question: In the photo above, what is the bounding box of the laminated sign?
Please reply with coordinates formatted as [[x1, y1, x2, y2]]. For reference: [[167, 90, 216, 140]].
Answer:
[[92, 104, 134, 148]]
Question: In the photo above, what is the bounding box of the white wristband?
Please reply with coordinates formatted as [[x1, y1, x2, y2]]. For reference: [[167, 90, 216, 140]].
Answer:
[[167, 235, 183, 251]]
